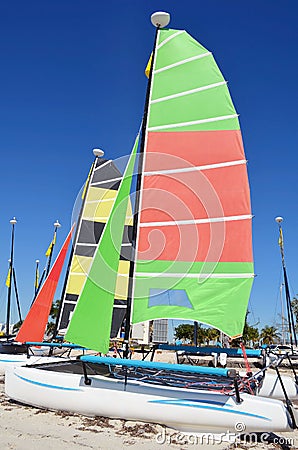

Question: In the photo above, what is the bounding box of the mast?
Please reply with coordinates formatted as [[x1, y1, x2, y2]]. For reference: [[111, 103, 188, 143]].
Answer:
[[34, 260, 40, 297], [275, 216, 297, 348], [6, 217, 17, 338], [123, 12, 171, 357], [45, 220, 61, 277], [280, 282, 286, 345], [12, 268, 22, 324]]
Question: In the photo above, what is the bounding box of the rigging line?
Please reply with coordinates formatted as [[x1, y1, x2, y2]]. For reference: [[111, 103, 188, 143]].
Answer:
[[247, 300, 257, 326], [273, 267, 285, 331], [148, 114, 239, 131], [157, 30, 184, 49], [272, 274, 282, 325], [150, 82, 227, 104], [144, 160, 247, 176], [288, 275, 297, 300], [155, 52, 211, 74]]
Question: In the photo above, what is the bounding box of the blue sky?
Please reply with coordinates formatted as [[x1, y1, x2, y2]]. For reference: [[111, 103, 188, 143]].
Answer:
[[0, 1, 297, 333]]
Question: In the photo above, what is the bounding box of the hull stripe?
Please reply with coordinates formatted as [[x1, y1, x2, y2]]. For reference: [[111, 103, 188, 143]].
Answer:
[[15, 373, 82, 391], [149, 399, 270, 421]]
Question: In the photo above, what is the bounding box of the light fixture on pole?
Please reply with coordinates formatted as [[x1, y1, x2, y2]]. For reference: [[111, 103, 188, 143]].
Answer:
[[151, 12, 170, 28], [93, 148, 104, 158]]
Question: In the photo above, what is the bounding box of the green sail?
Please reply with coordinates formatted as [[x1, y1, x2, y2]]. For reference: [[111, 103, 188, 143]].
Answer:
[[65, 135, 138, 353], [149, 29, 239, 132]]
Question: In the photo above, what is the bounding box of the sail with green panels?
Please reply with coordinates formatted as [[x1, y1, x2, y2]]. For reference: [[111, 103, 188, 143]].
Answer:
[[131, 28, 254, 338], [65, 135, 139, 353]]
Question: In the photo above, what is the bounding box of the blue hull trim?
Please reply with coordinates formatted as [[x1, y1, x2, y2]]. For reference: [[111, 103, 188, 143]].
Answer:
[[15, 373, 82, 391], [149, 398, 270, 421], [0, 359, 21, 363]]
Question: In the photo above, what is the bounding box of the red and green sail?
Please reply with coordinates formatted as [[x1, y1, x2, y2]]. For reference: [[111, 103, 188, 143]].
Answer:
[[131, 29, 254, 337]]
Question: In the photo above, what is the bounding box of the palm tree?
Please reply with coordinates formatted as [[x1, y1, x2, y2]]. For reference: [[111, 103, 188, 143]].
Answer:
[[204, 328, 220, 345], [46, 299, 61, 338], [260, 326, 280, 345]]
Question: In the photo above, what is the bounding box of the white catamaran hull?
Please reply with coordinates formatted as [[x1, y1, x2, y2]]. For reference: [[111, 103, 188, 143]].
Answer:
[[5, 365, 293, 434], [0, 354, 64, 376], [257, 372, 298, 400]]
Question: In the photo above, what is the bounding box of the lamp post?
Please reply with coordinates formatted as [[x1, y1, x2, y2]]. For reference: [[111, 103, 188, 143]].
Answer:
[[275, 216, 297, 348], [6, 217, 17, 338]]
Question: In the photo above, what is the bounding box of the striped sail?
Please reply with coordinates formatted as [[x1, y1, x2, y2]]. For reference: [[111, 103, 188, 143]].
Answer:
[[131, 29, 254, 338], [57, 157, 133, 338], [65, 138, 138, 353]]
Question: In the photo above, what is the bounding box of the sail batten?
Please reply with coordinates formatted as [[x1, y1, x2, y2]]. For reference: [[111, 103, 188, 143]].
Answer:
[[150, 81, 227, 104], [148, 115, 239, 131], [157, 30, 185, 49], [144, 160, 247, 175], [154, 52, 212, 73], [140, 215, 252, 227]]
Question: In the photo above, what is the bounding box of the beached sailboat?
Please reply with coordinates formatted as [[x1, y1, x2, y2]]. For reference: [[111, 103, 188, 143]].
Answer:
[[0, 147, 133, 373], [0, 226, 74, 374], [5, 12, 298, 433]]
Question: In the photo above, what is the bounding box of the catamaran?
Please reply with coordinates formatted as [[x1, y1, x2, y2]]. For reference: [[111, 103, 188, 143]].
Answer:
[[5, 11, 298, 434], [0, 226, 75, 374], [0, 148, 133, 374]]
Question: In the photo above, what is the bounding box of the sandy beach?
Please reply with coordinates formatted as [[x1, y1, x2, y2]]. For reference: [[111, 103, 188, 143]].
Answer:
[[1, 353, 298, 449]]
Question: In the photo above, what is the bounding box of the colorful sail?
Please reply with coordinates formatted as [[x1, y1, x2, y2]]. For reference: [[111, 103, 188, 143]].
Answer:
[[57, 157, 133, 338], [16, 225, 75, 343], [65, 136, 139, 353], [131, 28, 254, 338]]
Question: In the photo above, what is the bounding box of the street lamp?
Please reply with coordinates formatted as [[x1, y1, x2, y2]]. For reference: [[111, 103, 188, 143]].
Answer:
[[93, 148, 104, 158], [151, 12, 170, 28]]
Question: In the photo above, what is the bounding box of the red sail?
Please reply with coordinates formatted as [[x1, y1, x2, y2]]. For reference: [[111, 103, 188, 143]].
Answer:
[[16, 225, 75, 343]]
